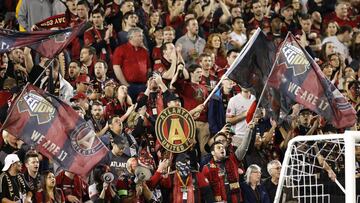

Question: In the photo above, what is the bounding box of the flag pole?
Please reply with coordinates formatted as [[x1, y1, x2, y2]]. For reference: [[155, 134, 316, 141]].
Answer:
[[33, 57, 55, 85], [251, 32, 291, 117], [0, 57, 56, 132], [203, 28, 262, 105]]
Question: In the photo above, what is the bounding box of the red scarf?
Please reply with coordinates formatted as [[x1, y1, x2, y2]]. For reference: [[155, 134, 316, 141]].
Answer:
[[207, 157, 242, 201]]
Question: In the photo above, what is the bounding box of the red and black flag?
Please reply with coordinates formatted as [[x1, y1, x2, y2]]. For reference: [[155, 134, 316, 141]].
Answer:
[[35, 14, 68, 29], [1, 84, 109, 177], [267, 33, 356, 128], [227, 28, 276, 100], [0, 22, 85, 58]]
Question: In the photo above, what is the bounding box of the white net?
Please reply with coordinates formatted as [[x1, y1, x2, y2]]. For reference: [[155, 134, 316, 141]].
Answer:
[[275, 133, 360, 203]]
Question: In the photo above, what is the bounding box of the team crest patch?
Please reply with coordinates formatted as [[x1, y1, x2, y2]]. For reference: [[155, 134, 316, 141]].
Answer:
[[70, 122, 104, 156], [53, 31, 71, 43], [282, 43, 310, 76], [155, 107, 196, 153], [17, 91, 55, 124]]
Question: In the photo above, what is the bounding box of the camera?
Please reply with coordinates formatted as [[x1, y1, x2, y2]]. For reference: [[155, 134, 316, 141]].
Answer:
[[102, 172, 114, 183]]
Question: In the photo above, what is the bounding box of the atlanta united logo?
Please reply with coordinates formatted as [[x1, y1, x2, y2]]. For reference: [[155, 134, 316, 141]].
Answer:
[[54, 31, 70, 43], [17, 91, 55, 124], [70, 122, 104, 156], [282, 43, 310, 76], [155, 107, 196, 153]]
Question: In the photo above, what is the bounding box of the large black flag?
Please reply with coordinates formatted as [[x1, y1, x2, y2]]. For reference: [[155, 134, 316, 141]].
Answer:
[[0, 23, 85, 58], [1, 84, 109, 177], [267, 34, 356, 128], [227, 29, 276, 100]]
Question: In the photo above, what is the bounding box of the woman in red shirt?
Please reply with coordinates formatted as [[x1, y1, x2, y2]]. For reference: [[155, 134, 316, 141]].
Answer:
[[36, 171, 65, 203], [203, 33, 228, 68]]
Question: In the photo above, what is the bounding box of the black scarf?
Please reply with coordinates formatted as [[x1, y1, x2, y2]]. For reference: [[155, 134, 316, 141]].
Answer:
[[3, 172, 27, 200]]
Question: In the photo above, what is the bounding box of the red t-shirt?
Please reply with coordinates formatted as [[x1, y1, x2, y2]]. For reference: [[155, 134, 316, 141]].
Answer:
[[113, 42, 150, 83], [324, 12, 360, 28], [35, 189, 65, 203], [246, 16, 271, 31], [84, 27, 115, 60], [215, 54, 228, 69], [174, 79, 208, 122], [165, 13, 185, 30], [151, 47, 162, 63]]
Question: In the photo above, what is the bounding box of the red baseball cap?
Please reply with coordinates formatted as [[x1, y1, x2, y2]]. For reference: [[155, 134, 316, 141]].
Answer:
[[70, 92, 88, 102], [76, 75, 91, 84]]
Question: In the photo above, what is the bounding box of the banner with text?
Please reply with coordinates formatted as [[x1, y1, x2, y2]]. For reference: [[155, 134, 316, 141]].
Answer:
[[1, 85, 108, 176], [267, 34, 356, 128]]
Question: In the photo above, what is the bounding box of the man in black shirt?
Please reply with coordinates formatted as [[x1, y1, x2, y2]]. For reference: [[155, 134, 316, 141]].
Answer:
[[0, 154, 31, 202], [23, 151, 41, 202], [262, 160, 281, 202], [101, 135, 130, 180], [263, 160, 297, 202]]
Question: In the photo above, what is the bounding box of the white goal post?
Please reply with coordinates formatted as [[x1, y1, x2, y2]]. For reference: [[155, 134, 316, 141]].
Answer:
[[275, 131, 360, 203]]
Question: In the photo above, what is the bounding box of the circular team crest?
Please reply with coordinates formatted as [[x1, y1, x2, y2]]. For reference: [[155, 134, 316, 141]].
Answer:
[[155, 107, 196, 153], [70, 122, 104, 156]]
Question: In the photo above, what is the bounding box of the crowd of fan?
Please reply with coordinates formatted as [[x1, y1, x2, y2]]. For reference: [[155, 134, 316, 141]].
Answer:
[[0, 0, 359, 202]]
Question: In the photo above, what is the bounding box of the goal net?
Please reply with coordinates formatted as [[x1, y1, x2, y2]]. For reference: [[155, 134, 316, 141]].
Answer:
[[275, 131, 360, 203]]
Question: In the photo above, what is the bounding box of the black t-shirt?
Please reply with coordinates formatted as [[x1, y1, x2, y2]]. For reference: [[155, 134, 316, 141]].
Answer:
[[100, 151, 130, 180], [28, 65, 45, 87], [0, 75, 7, 90], [262, 178, 277, 203], [23, 171, 41, 200], [0, 172, 28, 201], [6, 62, 27, 87]]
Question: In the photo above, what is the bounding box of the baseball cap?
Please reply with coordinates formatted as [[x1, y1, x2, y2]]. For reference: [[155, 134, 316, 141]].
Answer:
[[76, 75, 91, 84], [2, 154, 20, 171], [163, 91, 181, 105], [70, 92, 88, 102], [113, 135, 127, 147], [299, 108, 314, 115], [281, 3, 294, 12]]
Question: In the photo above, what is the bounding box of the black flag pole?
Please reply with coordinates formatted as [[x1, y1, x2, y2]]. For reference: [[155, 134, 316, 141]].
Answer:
[[202, 27, 262, 105], [252, 32, 291, 119], [33, 58, 55, 86]]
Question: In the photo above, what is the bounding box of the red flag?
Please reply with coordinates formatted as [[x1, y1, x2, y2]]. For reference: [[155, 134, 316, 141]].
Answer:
[[0, 23, 85, 58], [1, 84, 108, 177], [35, 14, 68, 29], [267, 33, 356, 128]]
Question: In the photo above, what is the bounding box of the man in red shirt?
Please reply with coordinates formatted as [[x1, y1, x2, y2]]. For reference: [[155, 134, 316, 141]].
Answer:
[[173, 64, 210, 156], [216, 49, 239, 78], [75, 74, 91, 94], [113, 27, 151, 101], [154, 42, 181, 82], [79, 46, 96, 78], [324, 1, 360, 28], [199, 53, 218, 92], [84, 7, 117, 68], [202, 141, 243, 203], [247, 0, 271, 31]]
